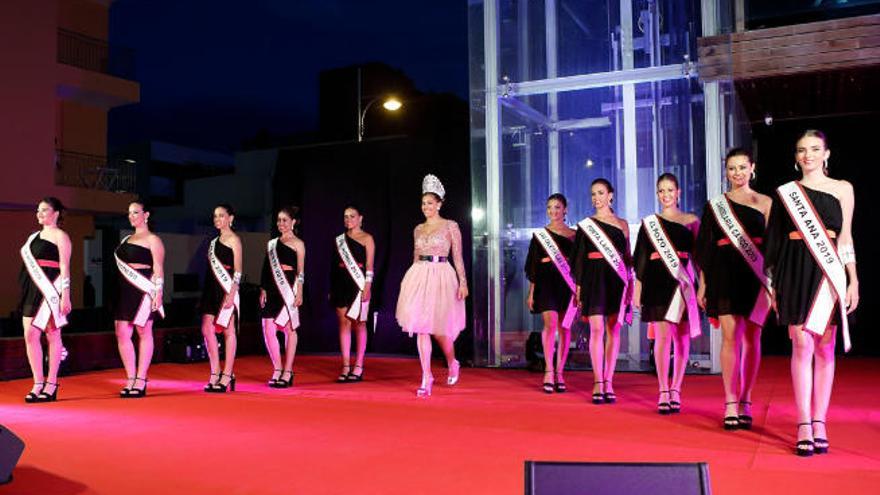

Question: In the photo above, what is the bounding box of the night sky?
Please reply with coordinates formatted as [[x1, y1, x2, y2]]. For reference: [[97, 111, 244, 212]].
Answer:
[[109, 0, 469, 152]]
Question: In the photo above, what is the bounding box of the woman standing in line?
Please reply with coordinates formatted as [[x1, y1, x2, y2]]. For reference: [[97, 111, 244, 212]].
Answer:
[[695, 149, 772, 430], [763, 130, 858, 456], [200, 204, 243, 393], [524, 193, 576, 393], [571, 179, 633, 404], [260, 205, 305, 388], [397, 175, 468, 397], [632, 174, 700, 414], [114, 200, 165, 398], [330, 205, 375, 382], [20, 197, 72, 403]]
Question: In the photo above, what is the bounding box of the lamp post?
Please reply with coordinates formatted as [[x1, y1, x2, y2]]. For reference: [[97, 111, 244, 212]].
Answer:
[[356, 67, 403, 142]]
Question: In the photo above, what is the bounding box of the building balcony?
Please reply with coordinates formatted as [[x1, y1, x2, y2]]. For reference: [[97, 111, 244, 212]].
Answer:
[[55, 149, 136, 193], [56, 29, 140, 108]]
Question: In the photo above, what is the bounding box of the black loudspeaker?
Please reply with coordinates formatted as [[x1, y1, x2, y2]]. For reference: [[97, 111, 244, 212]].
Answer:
[[0, 425, 25, 484], [525, 461, 711, 495]]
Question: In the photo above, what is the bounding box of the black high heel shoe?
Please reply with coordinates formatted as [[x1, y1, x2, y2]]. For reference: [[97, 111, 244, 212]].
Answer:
[[25, 382, 45, 403], [204, 373, 221, 392], [592, 381, 605, 404], [796, 422, 814, 456], [603, 382, 616, 403], [277, 370, 293, 388], [337, 365, 351, 383], [812, 420, 829, 454], [738, 401, 753, 430], [347, 365, 364, 382], [657, 390, 671, 415], [554, 372, 566, 393], [724, 401, 740, 430], [542, 370, 555, 394], [268, 369, 283, 387], [128, 377, 148, 398], [120, 376, 136, 398], [215, 372, 236, 393], [669, 389, 682, 413], [36, 382, 59, 403]]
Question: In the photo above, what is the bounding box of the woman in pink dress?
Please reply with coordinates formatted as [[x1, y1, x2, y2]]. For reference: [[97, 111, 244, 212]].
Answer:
[[396, 174, 469, 397]]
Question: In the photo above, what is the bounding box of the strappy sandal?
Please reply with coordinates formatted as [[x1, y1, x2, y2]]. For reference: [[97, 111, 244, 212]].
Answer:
[[812, 420, 829, 454], [738, 400, 753, 430], [724, 401, 740, 430], [658, 390, 671, 415], [25, 382, 45, 403], [669, 389, 682, 413], [554, 372, 566, 393], [337, 365, 351, 383], [347, 365, 364, 382], [592, 381, 605, 404], [795, 423, 814, 457]]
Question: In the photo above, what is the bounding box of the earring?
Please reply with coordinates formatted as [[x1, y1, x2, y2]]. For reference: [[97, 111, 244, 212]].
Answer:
[[794, 162, 800, 171], [824, 159, 829, 174], [751, 170, 756, 181]]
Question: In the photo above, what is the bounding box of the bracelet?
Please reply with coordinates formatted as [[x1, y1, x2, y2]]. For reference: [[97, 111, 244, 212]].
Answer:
[[154, 277, 164, 289], [60, 277, 71, 290], [233, 272, 242, 284], [365, 270, 374, 283], [839, 243, 856, 265], [296, 273, 305, 284]]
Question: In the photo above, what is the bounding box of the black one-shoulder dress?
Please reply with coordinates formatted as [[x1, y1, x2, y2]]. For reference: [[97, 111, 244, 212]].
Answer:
[[763, 186, 843, 326], [199, 240, 236, 319], [524, 229, 575, 314], [330, 235, 367, 309], [695, 199, 766, 321], [19, 236, 60, 317], [571, 219, 631, 317], [260, 240, 298, 320], [114, 241, 161, 322], [633, 217, 696, 323]]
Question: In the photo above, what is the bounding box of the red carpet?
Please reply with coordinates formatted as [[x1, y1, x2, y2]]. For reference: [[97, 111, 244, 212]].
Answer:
[[2, 355, 879, 494]]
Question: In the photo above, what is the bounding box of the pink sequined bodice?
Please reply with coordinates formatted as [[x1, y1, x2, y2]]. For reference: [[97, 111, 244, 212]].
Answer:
[[412, 220, 467, 285]]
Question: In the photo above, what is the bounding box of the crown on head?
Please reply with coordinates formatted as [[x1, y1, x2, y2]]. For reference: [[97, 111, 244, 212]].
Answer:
[[421, 174, 445, 200]]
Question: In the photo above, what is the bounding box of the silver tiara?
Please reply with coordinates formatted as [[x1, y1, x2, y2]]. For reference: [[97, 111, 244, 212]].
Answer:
[[422, 174, 445, 199]]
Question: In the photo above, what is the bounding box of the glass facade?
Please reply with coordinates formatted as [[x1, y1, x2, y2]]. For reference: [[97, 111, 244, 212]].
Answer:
[[469, 0, 740, 371]]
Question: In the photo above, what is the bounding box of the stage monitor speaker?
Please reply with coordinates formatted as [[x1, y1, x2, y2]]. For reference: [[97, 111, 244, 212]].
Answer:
[[525, 461, 711, 495], [0, 424, 25, 484]]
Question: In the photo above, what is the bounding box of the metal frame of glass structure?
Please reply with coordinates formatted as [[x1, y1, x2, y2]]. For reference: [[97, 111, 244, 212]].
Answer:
[[469, 0, 740, 372]]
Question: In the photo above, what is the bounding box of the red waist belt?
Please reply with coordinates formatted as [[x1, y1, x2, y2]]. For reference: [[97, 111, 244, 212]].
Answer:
[[338, 262, 364, 268], [650, 252, 689, 260], [37, 260, 60, 268], [789, 231, 835, 240]]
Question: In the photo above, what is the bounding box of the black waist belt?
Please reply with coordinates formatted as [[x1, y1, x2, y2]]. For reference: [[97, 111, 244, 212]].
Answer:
[[419, 255, 448, 262]]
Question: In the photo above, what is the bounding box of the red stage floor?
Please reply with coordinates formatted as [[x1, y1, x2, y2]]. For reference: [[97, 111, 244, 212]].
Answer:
[[1, 355, 879, 494]]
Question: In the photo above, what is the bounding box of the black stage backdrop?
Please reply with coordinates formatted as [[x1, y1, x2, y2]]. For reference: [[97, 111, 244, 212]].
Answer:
[[271, 135, 473, 360]]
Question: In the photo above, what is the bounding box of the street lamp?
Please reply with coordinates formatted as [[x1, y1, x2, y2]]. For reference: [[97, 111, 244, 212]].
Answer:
[[357, 96, 402, 142]]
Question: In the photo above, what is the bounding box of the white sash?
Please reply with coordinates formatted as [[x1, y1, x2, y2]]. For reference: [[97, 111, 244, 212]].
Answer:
[[577, 218, 634, 325], [20, 232, 67, 330], [708, 195, 772, 326], [209, 237, 240, 329], [777, 182, 851, 352], [267, 238, 299, 329], [533, 229, 578, 328], [115, 236, 165, 327], [642, 215, 701, 338], [336, 234, 369, 321]]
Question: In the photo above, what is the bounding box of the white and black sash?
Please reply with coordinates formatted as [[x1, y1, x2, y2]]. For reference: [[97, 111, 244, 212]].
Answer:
[[777, 181, 851, 352], [115, 236, 165, 327], [577, 218, 634, 324], [642, 215, 701, 338], [336, 234, 369, 321], [533, 228, 578, 328], [209, 237, 240, 328], [267, 238, 299, 329], [708, 195, 772, 326], [20, 232, 67, 330]]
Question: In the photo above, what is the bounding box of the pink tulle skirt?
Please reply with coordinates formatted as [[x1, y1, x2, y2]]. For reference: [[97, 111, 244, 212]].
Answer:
[[396, 261, 465, 339]]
